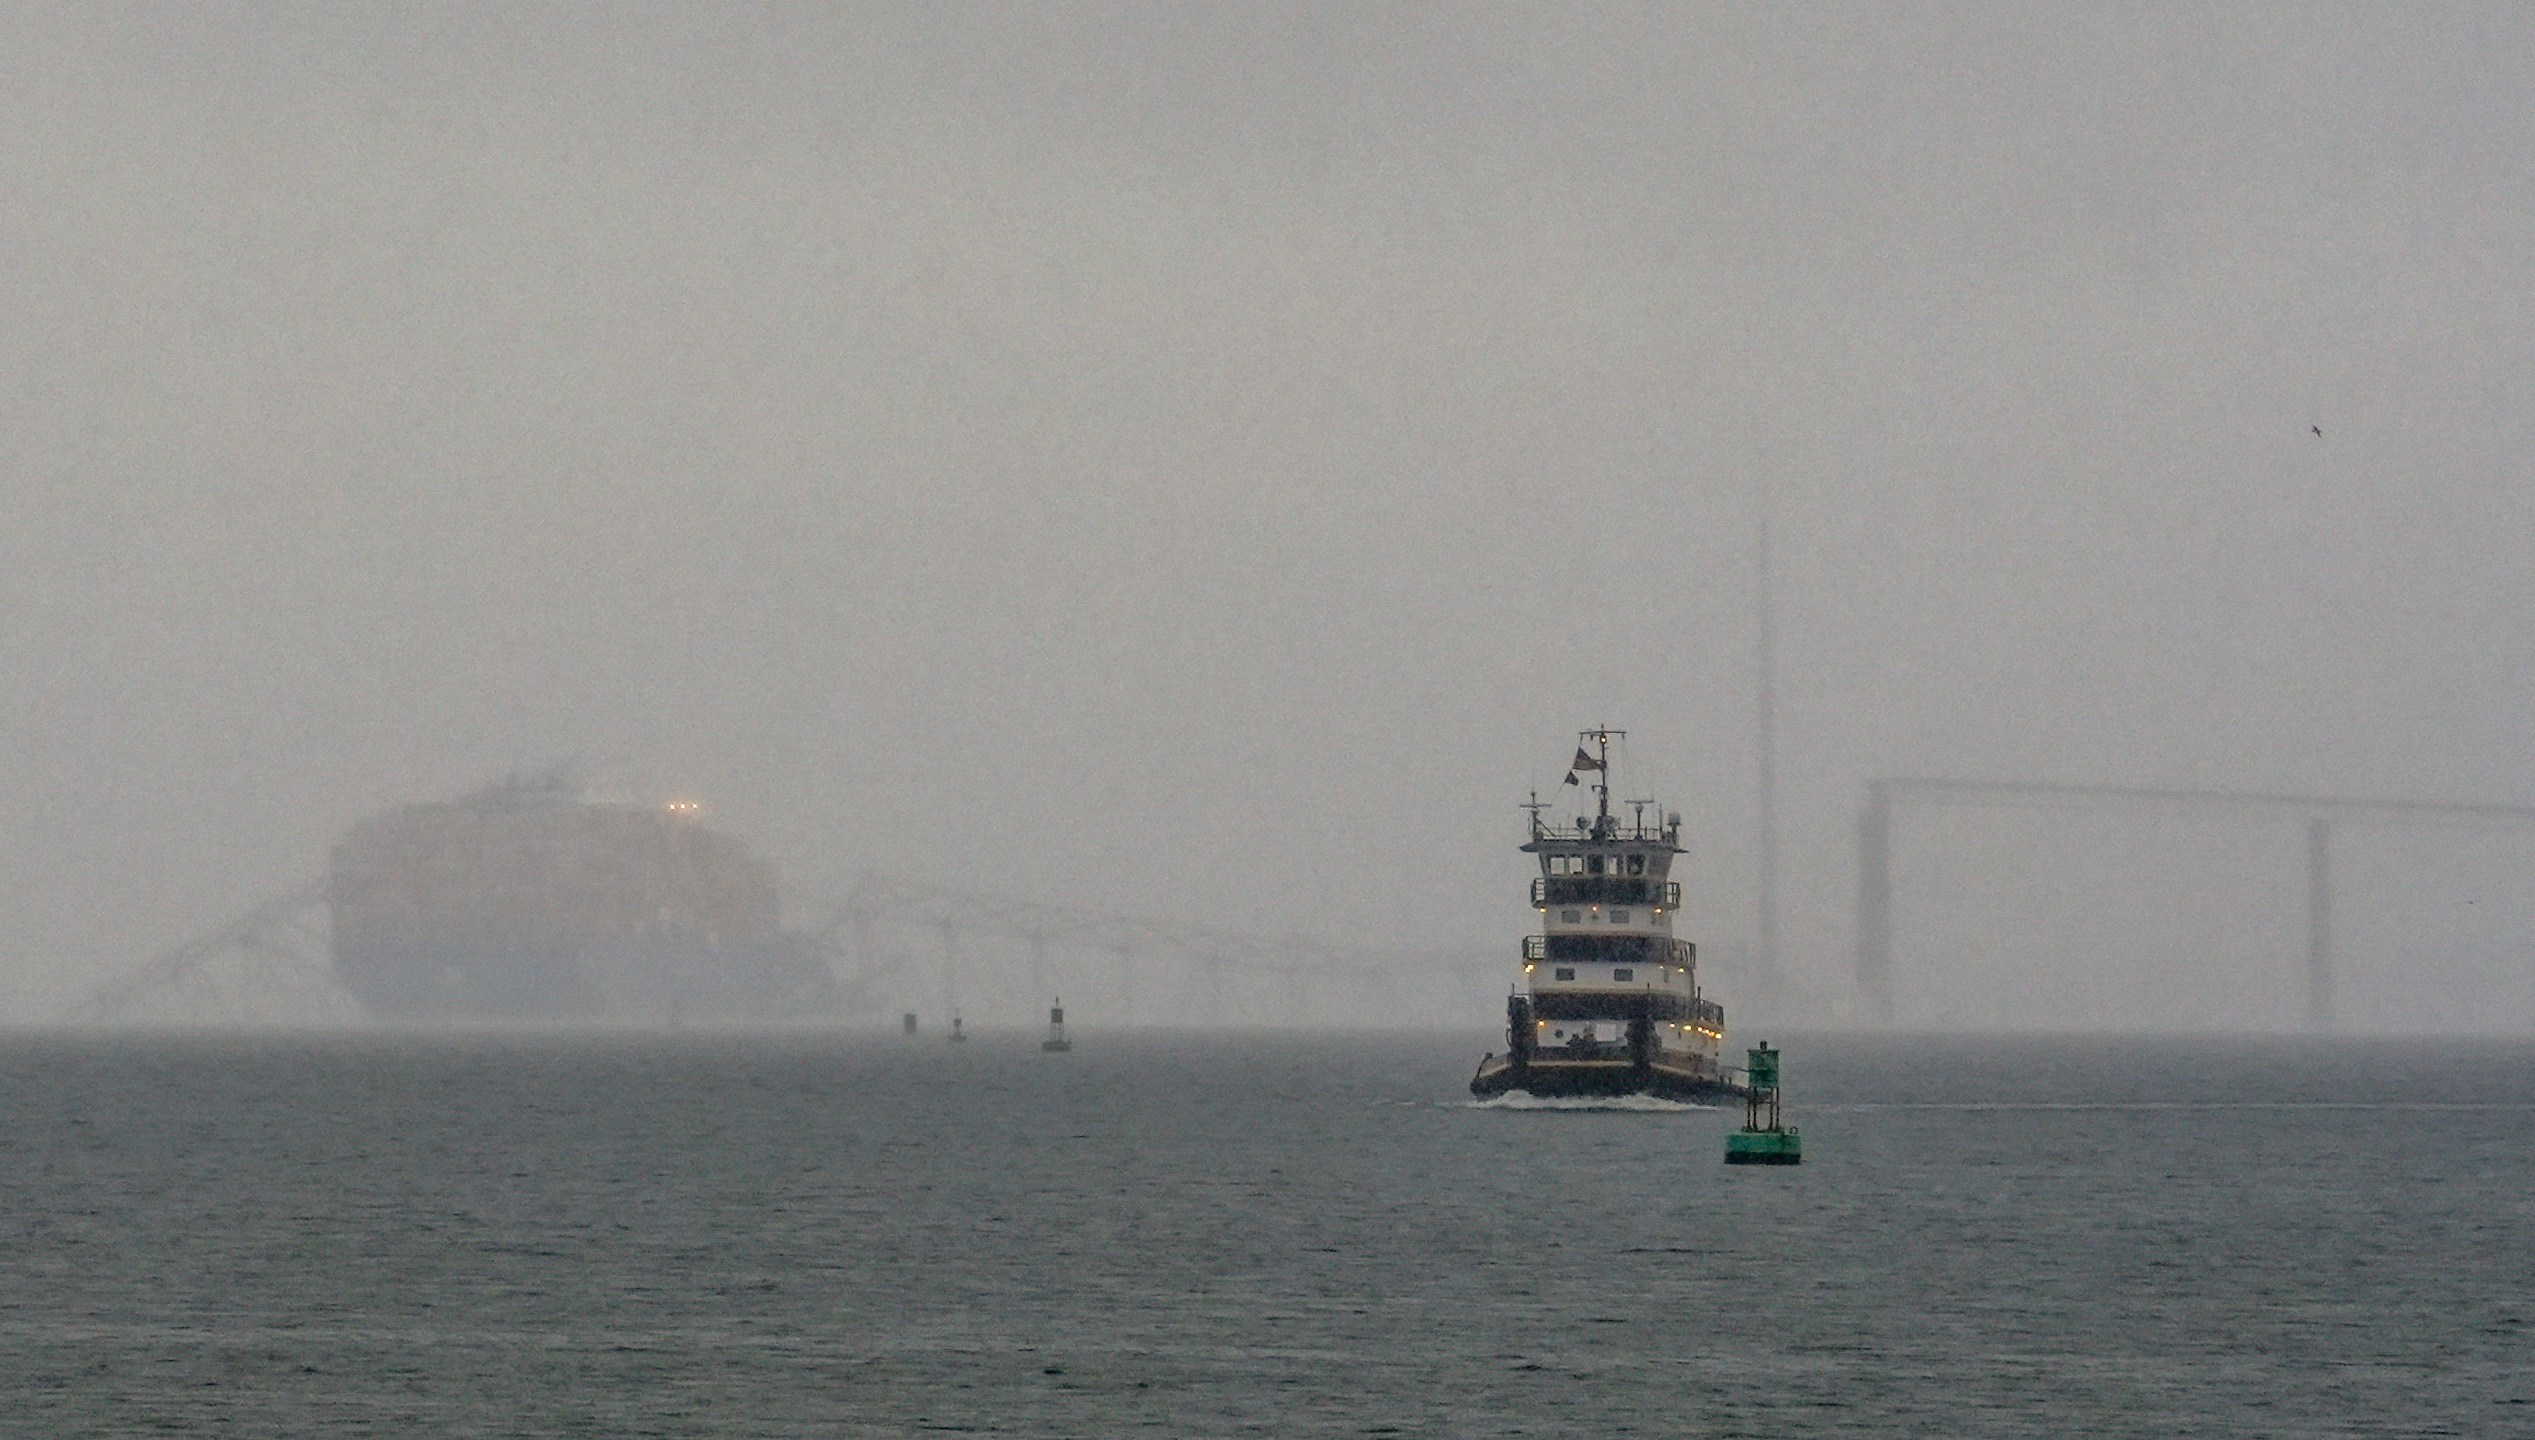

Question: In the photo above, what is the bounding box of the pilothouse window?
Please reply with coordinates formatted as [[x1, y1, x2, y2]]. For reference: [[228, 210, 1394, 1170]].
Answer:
[[1627, 854, 1645, 876], [1614, 968, 1634, 982], [1587, 855, 1605, 875]]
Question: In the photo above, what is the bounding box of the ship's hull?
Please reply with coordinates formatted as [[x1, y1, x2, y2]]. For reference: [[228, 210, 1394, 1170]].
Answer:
[[328, 789, 841, 1023], [335, 934, 839, 1023], [1469, 1052, 1742, 1104]]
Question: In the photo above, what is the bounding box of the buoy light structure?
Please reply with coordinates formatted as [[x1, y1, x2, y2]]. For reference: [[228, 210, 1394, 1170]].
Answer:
[[1042, 998, 1071, 1052], [1725, 1042, 1801, 1165]]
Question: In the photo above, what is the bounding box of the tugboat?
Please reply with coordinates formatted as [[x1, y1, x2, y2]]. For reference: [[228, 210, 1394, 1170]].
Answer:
[[1471, 729, 1740, 1102]]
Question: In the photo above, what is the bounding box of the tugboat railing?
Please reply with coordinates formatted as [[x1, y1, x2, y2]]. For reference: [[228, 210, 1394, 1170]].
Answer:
[[1532, 877, 1682, 907], [1528, 820, 1675, 843], [1522, 935, 1699, 969]]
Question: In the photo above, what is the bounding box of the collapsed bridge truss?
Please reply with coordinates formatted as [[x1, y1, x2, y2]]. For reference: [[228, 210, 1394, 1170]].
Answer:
[[79, 872, 1485, 1030]]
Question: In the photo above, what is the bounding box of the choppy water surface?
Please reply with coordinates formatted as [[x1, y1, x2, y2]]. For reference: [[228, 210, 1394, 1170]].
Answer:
[[2, 1031, 2528, 1437]]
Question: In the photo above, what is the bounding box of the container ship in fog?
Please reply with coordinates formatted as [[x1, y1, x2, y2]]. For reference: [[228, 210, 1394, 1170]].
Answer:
[[329, 770, 840, 1023], [1471, 730, 1740, 1102]]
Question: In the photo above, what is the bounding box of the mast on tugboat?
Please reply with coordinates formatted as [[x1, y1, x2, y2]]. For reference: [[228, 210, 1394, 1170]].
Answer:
[[1587, 727, 1616, 832]]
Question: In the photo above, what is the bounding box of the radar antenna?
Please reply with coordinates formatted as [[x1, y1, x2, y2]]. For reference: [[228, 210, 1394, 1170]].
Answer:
[[1521, 789, 1550, 839]]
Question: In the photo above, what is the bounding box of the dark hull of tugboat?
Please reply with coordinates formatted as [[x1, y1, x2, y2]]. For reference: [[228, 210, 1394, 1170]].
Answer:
[[1469, 1053, 1743, 1104]]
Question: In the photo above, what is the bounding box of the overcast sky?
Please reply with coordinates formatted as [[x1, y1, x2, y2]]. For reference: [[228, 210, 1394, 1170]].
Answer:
[[8, 5, 2535, 1028]]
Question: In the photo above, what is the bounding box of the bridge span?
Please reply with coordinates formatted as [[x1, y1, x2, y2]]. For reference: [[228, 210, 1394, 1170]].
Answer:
[[77, 873, 1494, 1030]]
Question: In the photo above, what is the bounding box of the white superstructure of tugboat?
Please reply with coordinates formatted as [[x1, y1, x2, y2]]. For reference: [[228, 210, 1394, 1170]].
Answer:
[[1471, 729, 1739, 1102]]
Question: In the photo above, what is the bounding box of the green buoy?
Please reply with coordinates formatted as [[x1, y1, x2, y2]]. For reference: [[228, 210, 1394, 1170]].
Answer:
[[1726, 1042, 1801, 1165]]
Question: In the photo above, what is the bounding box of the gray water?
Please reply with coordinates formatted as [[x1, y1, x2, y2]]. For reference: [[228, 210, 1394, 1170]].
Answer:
[[1, 1032, 2527, 1437]]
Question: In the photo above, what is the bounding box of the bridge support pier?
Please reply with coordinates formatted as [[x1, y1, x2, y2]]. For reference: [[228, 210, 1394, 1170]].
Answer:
[[2306, 818, 2333, 1032], [1857, 782, 1893, 1025]]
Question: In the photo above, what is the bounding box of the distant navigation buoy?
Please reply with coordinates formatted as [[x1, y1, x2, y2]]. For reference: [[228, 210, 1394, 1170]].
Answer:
[[902, 1012, 918, 1036], [1042, 998, 1071, 1053], [1726, 1042, 1801, 1165], [949, 1014, 967, 1044]]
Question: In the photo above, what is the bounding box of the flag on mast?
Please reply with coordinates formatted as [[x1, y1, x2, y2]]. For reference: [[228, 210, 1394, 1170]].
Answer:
[[1562, 745, 1602, 788]]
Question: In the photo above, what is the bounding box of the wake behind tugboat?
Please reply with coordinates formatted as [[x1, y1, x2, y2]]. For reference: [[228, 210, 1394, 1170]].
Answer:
[[1471, 729, 1743, 1105]]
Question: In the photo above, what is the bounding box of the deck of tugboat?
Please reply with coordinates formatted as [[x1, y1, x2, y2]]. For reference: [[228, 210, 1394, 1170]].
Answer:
[[1529, 874, 1683, 906], [1521, 983, 1722, 1027], [1520, 811, 1678, 846], [1468, 1052, 1743, 1104]]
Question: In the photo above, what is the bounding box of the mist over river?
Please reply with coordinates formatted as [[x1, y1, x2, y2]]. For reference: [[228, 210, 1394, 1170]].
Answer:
[[3, 1031, 2527, 1436]]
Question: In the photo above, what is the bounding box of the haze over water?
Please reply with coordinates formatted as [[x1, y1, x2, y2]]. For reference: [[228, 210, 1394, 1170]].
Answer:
[[12, 8, 2535, 1032], [12, 12, 2535, 1433], [6, 1031, 2527, 1437]]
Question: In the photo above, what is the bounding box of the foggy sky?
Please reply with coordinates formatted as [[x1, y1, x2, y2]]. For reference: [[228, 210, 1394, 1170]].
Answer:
[[8, 5, 2535, 1029]]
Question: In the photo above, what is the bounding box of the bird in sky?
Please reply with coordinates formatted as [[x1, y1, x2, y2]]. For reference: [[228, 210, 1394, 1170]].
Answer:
[[2311, 424, 2324, 438]]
